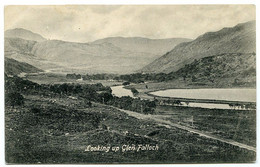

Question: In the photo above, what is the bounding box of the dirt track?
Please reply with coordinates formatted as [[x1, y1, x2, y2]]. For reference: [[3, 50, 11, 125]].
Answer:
[[112, 106, 256, 153]]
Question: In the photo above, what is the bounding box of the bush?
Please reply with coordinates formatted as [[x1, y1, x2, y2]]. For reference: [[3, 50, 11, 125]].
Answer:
[[122, 82, 130, 86], [30, 107, 41, 114], [5, 92, 24, 107], [143, 107, 155, 114], [131, 88, 139, 96]]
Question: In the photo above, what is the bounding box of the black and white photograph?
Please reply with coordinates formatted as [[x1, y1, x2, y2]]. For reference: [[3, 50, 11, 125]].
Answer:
[[2, 3, 257, 165]]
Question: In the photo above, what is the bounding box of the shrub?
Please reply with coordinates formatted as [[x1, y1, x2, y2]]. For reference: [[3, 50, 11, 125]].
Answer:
[[131, 88, 139, 96], [5, 92, 24, 108], [122, 81, 130, 86]]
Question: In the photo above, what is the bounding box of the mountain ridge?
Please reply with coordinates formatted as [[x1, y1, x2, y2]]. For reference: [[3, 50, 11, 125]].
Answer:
[[5, 28, 46, 42], [140, 20, 256, 73], [168, 52, 256, 88], [92, 37, 192, 55], [5, 21, 255, 75], [5, 57, 43, 76], [5, 29, 191, 74]]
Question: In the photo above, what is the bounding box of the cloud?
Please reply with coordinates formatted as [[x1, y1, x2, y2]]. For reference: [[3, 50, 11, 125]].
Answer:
[[89, 5, 122, 14], [5, 5, 255, 42]]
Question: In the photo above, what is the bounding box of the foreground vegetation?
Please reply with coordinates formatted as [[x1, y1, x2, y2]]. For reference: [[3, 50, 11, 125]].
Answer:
[[155, 105, 256, 147], [5, 75, 156, 115], [5, 74, 256, 163], [6, 94, 256, 163]]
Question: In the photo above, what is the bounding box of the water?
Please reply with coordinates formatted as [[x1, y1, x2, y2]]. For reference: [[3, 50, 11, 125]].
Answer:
[[111, 85, 134, 98], [111, 86, 256, 110], [151, 88, 256, 102]]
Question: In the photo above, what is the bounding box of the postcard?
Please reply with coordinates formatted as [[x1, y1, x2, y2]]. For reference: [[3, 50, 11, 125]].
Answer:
[[4, 5, 256, 164]]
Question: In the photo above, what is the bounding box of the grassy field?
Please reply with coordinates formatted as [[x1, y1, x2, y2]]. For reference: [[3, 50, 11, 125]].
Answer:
[[5, 93, 256, 164], [155, 105, 256, 147]]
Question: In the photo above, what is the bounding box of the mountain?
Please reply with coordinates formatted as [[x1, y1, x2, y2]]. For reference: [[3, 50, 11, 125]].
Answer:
[[92, 37, 192, 55], [5, 57, 43, 75], [29, 40, 160, 74], [167, 53, 256, 87], [5, 37, 60, 71], [141, 21, 256, 73], [5, 28, 46, 42], [4, 38, 158, 74], [5, 37, 37, 53], [5, 32, 190, 74]]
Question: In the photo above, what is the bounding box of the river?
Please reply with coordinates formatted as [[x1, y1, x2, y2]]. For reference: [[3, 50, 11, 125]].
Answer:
[[111, 85, 134, 98], [150, 88, 256, 103], [111, 86, 256, 110]]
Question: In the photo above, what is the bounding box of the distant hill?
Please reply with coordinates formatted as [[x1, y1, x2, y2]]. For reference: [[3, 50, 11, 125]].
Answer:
[[92, 37, 192, 55], [5, 28, 46, 42], [5, 37, 60, 71], [4, 38, 159, 74], [5, 57, 43, 75], [168, 53, 256, 88], [5, 32, 190, 74], [141, 21, 256, 73], [5, 37, 37, 53], [30, 40, 161, 74]]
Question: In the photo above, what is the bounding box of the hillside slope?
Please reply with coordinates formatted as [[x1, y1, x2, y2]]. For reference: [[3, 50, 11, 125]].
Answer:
[[30, 40, 160, 74], [5, 28, 46, 42], [5, 57, 43, 75], [141, 21, 256, 73], [168, 53, 256, 87], [5, 34, 190, 74], [92, 37, 192, 55], [5, 38, 159, 74], [5, 37, 60, 71], [5, 37, 37, 53]]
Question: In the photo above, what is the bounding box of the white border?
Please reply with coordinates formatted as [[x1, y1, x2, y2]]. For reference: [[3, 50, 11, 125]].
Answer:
[[0, 0, 258, 5], [0, 1, 259, 167]]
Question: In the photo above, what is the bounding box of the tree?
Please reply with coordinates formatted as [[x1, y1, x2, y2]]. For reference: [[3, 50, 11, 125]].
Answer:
[[90, 115, 101, 128], [191, 75, 197, 82], [131, 88, 139, 96], [87, 101, 92, 108], [5, 92, 24, 108], [122, 81, 130, 86], [143, 107, 155, 114], [98, 92, 113, 104]]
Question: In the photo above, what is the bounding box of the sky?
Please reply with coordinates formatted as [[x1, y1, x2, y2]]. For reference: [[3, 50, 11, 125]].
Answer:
[[4, 5, 256, 42]]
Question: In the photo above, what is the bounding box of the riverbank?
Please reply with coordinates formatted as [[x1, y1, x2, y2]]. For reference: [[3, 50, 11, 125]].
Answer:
[[109, 86, 256, 147], [123, 82, 256, 108]]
